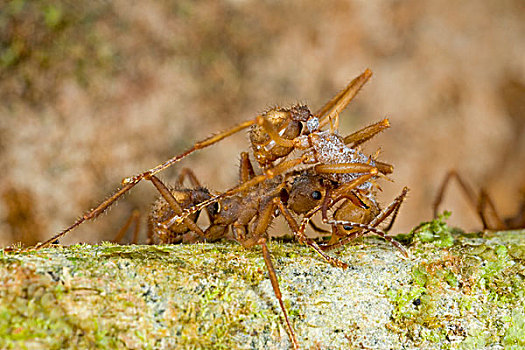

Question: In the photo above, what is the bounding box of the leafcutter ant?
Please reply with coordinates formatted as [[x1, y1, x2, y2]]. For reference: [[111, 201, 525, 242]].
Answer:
[[34, 69, 377, 250], [27, 69, 409, 349], [433, 170, 525, 230]]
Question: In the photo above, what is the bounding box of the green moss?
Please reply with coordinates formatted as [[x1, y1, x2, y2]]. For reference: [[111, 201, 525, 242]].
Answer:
[[386, 217, 525, 347], [504, 310, 525, 348], [2, 229, 525, 349], [408, 211, 456, 248]]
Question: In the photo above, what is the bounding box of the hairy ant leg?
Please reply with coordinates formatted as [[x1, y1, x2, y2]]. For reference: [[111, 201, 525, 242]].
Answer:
[[322, 187, 409, 255], [260, 238, 299, 350], [161, 156, 308, 229], [34, 120, 257, 249]]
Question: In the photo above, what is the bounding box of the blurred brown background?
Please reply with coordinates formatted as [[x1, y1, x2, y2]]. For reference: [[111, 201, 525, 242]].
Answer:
[[1, 0, 524, 247]]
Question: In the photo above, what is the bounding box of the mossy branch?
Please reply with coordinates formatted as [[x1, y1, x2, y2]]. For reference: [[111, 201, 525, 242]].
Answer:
[[1, 224, 524, 349]]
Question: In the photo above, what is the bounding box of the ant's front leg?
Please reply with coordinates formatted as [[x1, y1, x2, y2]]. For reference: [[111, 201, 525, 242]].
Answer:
[[320, 187, 409, 257]]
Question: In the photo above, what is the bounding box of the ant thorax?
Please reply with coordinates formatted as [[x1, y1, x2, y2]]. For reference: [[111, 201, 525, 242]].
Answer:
[[308, 131, 376, 186]]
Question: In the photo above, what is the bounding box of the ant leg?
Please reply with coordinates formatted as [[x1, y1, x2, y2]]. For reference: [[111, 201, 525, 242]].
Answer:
[[478, 189, 505, 230], [314, 162, 377, 176], [308, 220, 330, 234], [317, 69, 373, 128], [35, 120, 257, 250], [123, 119, 257, 186], [239, 152, 256, 183], [326, 187, 409, 250], [232, 199, 298, 349], [433, 170, 479, 219], [161, 156, 307, 229], [343, 119, 391, 147], [322, 219, 408, 258], [260, 239, 299, 350], [147, 175, 206, 238], [375, 161, 394, 175], [112, 209, 140, 244], [34, 181, 137, 250], [176, 168, 202, 188], [379, 187, 409, 232], [274, 198, 348, 269], [314, 168, 378, 200]]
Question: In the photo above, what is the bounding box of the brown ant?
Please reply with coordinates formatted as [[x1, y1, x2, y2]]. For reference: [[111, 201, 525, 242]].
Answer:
[[25, 69, 409, 348], [433, 170, 525, 230], [34, 69, 380, 250]]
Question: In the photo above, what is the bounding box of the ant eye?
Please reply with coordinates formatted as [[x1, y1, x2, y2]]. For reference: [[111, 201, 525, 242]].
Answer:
[[343, 225, 352, 231], [211, 202, 220, 215], [311, 191, 322, 200]]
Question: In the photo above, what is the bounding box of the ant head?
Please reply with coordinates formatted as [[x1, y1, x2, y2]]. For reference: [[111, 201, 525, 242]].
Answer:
[[289, 104, 312, 122], [288, 172, 326, 214]]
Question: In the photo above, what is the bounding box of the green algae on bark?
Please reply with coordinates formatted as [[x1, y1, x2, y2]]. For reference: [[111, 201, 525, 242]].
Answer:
[[1, 224, 524, 349]]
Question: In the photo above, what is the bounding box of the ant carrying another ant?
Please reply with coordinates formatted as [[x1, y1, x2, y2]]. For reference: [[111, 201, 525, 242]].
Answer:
[[21, 69, 409, 349]]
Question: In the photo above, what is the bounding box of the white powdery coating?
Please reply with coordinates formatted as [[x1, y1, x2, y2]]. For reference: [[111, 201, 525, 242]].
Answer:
[[312, 131, 375, 186], [306, 117, 320, 133]]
